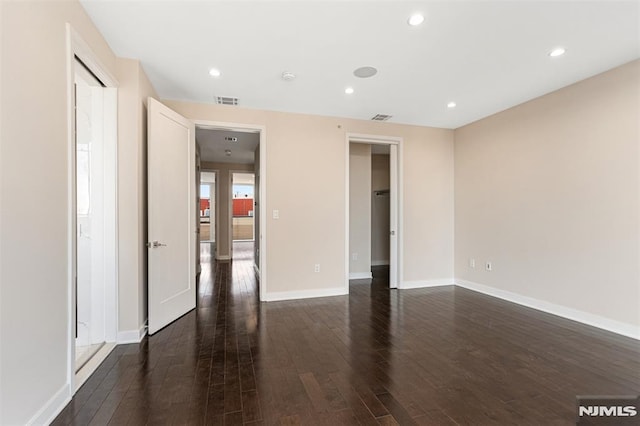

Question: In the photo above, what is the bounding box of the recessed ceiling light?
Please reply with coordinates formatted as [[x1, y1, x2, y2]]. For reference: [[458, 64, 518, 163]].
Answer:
[[549, 47, 566, 57], [408, 13, 425, 26], [345, 87, 354, 95], [354, 66, 378, 78], [447, 102, 457, 109], [209, 68, 221, 77]]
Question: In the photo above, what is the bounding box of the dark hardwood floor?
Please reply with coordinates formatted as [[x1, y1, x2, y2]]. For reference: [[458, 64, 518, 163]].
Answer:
[[53, 242, 640, 425]]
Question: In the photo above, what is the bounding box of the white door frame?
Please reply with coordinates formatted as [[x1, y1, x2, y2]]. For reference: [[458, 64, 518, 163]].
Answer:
[[345, 133, 403, 291], [193, 121, 267, 301], [66, 24, 119, 395]]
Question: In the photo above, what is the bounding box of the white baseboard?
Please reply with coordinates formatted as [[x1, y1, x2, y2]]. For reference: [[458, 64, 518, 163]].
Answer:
[[216, 255, 231, 261], [401, 279, 454, 289], [455, 279, 640, 340], [75, 343, 116, 392], [27, 383, 70, 426], [264, 287, 347, 302], [372, 260, 390, 266], [117, 321, 148, 344], [349, 272, 373, 280]]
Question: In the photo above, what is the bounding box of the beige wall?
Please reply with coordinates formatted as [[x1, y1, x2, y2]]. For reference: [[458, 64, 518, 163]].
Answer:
[[371, 154, 390, 265], [349, 143, 372, 276], [8, 5, 635, 424], [116, 58, 157, 335], [166, 100, 455, 295], [0, 1, 119, 424], [200, 161, 254, 260], [455, 60, 640, 330]]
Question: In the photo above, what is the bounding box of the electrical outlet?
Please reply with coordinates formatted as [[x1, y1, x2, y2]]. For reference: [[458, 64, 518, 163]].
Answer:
[[352, 253, 358, 261], [486, 261, 492, 271], [272, 209, 279, 219], [314, 264, 320, 273], [469, 258, 475, 268]]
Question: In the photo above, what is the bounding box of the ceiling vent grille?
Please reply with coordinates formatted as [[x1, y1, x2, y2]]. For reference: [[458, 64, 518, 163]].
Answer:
[[216, 96, 238, 106], [371, 114, 392, 121]]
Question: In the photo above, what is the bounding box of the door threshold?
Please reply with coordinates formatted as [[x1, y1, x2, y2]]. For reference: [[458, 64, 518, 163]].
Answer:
[[74, 342, 116, 392]]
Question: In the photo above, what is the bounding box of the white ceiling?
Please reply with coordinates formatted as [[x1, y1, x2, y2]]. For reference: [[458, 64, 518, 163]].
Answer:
[[197, 128, 259, 164], [81, 1, 639, 129]]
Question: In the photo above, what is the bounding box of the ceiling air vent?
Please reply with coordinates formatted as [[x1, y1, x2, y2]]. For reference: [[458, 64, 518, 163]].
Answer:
[[216, 96, 238, 106], [371, 114, 392, 121]]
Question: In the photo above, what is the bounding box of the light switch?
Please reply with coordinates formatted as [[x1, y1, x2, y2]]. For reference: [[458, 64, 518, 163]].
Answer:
[[273, 209, 279, 219]]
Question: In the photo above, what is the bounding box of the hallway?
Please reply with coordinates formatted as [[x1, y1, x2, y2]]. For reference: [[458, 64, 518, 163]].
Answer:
[[53, 243, 640, 425]]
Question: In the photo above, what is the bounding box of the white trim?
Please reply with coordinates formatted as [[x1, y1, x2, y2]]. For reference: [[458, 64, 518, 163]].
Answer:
[[67, 26, 118, 87], [65, 23, 77, 404], [264, 287, 347, 302], [26, 384, 70, 426], [193, 120, 267, 301], [372, 260, 390, 266], [347, 133, 403, 145], [74, 343, 116, 392], [349, 272, 373, 280], [389, 144, 399, 288], [103, 87, 119, 344], [397, 142, 404, 289], [117, 321, 148, 344], [216, 255, 231, 261], [344, 135, 350, 294], [455, 279, 640, 340], [401, 279, 454, 289]]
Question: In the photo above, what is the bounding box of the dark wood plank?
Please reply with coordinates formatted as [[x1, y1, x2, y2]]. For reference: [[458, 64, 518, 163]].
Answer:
[[52, 241, 640, 425]]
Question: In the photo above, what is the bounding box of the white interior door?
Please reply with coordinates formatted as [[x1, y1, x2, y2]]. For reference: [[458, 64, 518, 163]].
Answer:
[[389, 144, 398, 288], [148, 97, 196, 335]]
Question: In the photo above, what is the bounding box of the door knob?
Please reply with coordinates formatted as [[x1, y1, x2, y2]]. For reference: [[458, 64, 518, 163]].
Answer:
[[147, 241, 167, 248]]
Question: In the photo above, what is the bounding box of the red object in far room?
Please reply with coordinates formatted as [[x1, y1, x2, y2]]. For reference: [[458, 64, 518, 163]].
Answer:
[[200, 199, 210, 215], [233, 198, 253, 216]]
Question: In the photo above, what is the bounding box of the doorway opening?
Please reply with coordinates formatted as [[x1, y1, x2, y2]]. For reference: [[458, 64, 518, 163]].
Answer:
[[74, 60, 107, 370], [68, 26, 119, 394], [194, 123, 265, 297], [371, 146, 392, 286], [200, 172, 216, 245], [232, 172, 255, 242], [198, 171, 217, 278], [346, 134, 402, 292]]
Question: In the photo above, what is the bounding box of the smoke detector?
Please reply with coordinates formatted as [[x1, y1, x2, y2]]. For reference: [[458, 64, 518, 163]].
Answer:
[[281, 71, 296, 81]]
